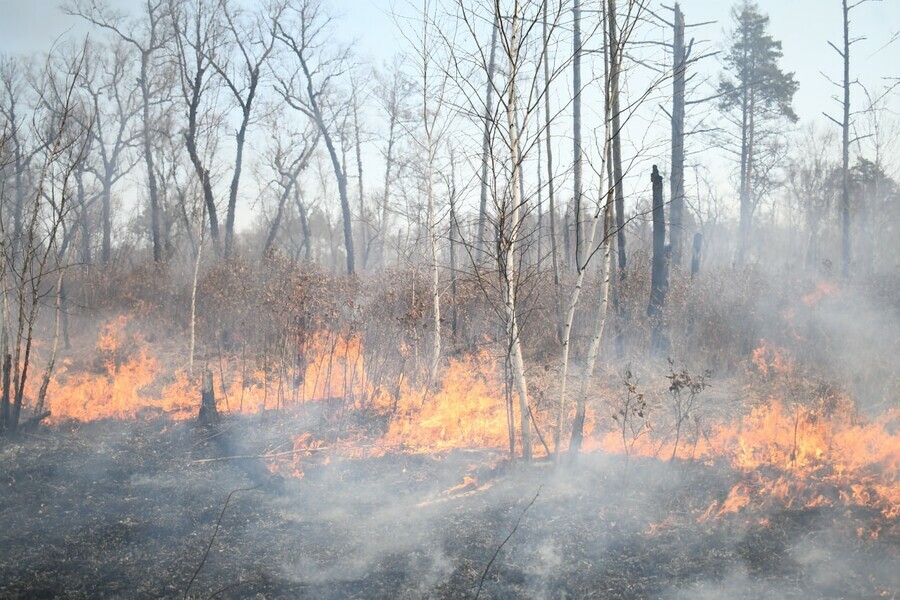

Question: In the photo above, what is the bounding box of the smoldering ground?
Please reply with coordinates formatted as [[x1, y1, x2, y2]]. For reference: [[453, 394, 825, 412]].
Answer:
[[1, 410, 896, 599]]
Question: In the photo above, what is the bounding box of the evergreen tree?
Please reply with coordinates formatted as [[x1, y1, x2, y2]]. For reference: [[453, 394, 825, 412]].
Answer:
[[718, 1, 798, 266]]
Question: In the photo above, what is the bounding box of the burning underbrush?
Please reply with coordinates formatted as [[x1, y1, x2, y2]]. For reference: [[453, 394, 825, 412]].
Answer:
[[22, 314, 900, 537], [2, 271, 897, 598]]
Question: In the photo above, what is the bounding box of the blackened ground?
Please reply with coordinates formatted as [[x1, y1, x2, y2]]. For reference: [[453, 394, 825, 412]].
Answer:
[[0, 415, 897, 599]]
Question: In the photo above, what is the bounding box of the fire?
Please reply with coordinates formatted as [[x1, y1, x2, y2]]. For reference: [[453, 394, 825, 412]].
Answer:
[[751, 340, 794, 379], [801, 280, 841, 306], [705, 399, 899, 519], [33, 318, 899, 525], [40, 317, 374, 422], [378, 351, 508, 453]]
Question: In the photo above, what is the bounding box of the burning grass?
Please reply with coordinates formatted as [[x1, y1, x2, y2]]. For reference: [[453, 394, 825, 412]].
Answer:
[[21, 314, 900, 535], [3, 272, 897, 597]]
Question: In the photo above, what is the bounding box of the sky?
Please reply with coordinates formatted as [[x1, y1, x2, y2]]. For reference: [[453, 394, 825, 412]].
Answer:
[[1, 0, 896, 128], [0, 0, 897, 230]]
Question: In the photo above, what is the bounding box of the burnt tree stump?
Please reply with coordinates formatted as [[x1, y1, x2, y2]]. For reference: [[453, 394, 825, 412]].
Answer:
[[198, 369, 219, 425]]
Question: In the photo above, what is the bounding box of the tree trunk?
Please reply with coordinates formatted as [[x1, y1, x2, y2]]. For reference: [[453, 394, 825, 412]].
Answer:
[[449, 149, 459, 337], [77, 169, 91, 265], [141, 50, 163, 263], [840, 0, 851, 278], [295, 187, 313, 262], [101, 176, 112, 263], [648, 165, 669, 353], [570, 188, 615, 454], [669, 2, 686, 267], [353, 95, 368, 269], [378, 101, 397, 268], [476, 15, 500, 260], [1, 352, 10, 431], [572, 0, 584, 269], [543, 0, 563, 342], [426, 128, 441, 387], [691, 232, 702, 278], [264, 179, 294, 256], [199, 369, 219, 424], [503, 5, 531, 462]]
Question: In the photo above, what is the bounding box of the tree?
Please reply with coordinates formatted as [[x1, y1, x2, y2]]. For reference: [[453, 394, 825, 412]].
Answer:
[[717, 1, 797, 267], [0, 57, 32, 259], [67, 0, 171, 263], [262, 117, 319, 257], [79, 40, 141, 264], [474, 12, 499, 261], [824, 0, 879, 278], [372, 57, 413, 268], [207, 0, 281, 259], [0, 48, 88, 432], [275, 0, 356, 275], [170, 0, 223, 255]]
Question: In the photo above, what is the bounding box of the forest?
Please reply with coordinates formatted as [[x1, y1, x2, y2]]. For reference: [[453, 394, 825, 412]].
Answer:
[[0, 0, 898, 598]]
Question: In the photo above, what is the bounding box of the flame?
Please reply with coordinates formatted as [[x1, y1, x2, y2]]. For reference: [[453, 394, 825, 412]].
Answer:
[[751, 340, 794, 379], [36, 318, 899, 526], [801, 280, 841, 306], [378, 351, 508, 453], [41, 317, 373, 422]]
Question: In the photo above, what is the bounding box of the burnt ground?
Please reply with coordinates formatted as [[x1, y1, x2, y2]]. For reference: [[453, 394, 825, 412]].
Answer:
[[1, 414, 897, 599]]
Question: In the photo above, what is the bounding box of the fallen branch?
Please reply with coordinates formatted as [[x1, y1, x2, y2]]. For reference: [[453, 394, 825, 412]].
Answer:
[[183, 483, 262, 599], [475, 485, 543, 600]]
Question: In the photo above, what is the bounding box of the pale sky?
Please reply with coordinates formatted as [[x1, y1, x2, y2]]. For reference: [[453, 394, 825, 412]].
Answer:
[[1, 0, 897, 229], [1, 0, 896, 128]]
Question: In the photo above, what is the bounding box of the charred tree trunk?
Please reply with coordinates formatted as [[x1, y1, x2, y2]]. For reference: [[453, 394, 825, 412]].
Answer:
[[691, 232, 702, 278], [669, 3, 686, 267], [199, 369, 219, 425], [648, 166, 669, 353], [1, 352, 11, 431]]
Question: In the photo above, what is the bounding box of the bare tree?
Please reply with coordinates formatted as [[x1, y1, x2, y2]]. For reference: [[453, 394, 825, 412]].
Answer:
[[170, 0, 223, 254], [1, 49, 89, 431], [824, 0, 878, 278], [206, 0, 282, 258], [275, 0, 356, 274], [67, 0, 171, 263], [373, 57, 413, 267], [262, 116, 319, 256], [79, 40, 141, 264]]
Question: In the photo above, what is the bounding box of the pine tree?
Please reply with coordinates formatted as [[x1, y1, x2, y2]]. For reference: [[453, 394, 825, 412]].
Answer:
[[718, 1, 798, 266]]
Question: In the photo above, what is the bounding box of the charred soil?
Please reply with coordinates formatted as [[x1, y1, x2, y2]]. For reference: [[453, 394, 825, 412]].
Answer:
[[1, 415, 897, 599]]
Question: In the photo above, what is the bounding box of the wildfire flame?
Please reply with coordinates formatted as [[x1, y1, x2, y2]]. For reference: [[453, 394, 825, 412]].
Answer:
[[29, 318, 899, 524]]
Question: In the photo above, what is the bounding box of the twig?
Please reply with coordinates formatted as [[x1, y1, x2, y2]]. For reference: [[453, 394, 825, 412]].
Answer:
[[205, 578, 263, 599], [474, 485, 543, 600], [183, 484, 262, 599], [528, 405, 551, 456]]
